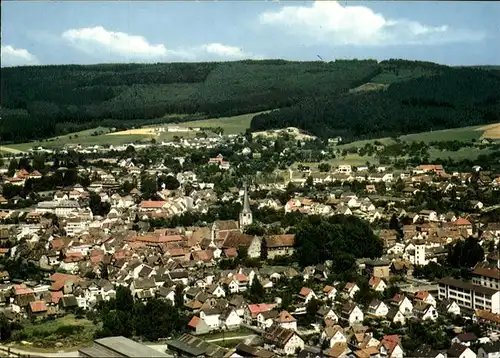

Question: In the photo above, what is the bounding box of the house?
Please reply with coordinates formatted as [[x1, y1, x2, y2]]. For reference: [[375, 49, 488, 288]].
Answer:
[[244, 303, 277, 323], [368, 277, 387, 292], [220, 307, 242, 331], [386, 306, 406, 326], [452, 333, 478, 347], [477, 341, 500, 358], [275, 310, 297, 331], [419, 210, 438, 222], [413, 302, 438, 321], [265, 235, 295, 259], [206, 284, 226, 298], [415, 291, 437, 307], [258, 310, 279, 329], [343, 283, 360, 299], [298, 287, 317, 304], [28, 300, 48, 319], [321, 325, 347, 348], [187, 316, 211, 335], [316, 306, 339, 325], [222, 232, 262, 259], [199, 308, 221, 331], [322, 285, 337, 301], [438, 299, 461, 316], [447, 343, 477, 358], [365, 260, 391, 279], [391, 294, 413, 314], [340, 302, 363, 326], [263, 324, 305, 356], [379, 335, 404, 358], [367, 299, 389, 317]]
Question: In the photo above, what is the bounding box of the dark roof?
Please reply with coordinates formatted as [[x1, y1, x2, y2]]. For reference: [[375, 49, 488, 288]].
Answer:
[[480, 341, 500, 354], [448, 343, 469, 357], [80, 336, 169, 357], [222, 232, 255, 249], [235, 343, 276, 358], [455, 332, 478, 342], [60, 295, 78, 308], [263, 324, 297, 348]]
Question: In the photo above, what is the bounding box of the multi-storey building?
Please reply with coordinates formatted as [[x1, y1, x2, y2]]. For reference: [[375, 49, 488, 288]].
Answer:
[[438, 277, 500, 314]]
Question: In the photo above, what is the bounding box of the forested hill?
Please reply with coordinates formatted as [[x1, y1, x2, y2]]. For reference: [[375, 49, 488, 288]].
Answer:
[[1, 59, 499, 143]]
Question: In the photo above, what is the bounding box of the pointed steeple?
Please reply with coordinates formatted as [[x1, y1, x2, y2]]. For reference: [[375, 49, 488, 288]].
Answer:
[[239, 182, 253, 229], [242, 182, 251, 213]]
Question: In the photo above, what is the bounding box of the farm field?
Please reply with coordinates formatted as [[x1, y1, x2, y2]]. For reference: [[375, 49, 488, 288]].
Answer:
[[337, 124, 496, 149], [1, 111, 263, 153]]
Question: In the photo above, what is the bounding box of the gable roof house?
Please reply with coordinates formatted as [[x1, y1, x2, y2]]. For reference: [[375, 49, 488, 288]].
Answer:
[[265, 234, 295, 260], [263, 324, 305, 356], [222, 232, 262, 259]]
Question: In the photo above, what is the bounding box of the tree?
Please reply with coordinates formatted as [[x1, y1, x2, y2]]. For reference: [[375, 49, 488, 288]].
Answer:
[[0, 314, 12, 341], [318, 163, 331, 172], [174, 284, 185, 308], [141, 177, 157, 200], [448, 237, 484, 269], [237, 246, 248, 261], [244, 223, 265, 236], [115, 286, 134, 312], [7, 158, 18, 176], [32, 154, 46, 171], [249, 277, 265, 300]]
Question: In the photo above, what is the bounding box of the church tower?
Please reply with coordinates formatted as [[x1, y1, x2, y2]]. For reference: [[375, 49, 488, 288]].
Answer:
[[239, 182, 253, 230]]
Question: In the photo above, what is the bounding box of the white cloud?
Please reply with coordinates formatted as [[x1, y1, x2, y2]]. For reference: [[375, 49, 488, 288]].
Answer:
[[1, 45, 39, 67], [62, 26, 171, 59], [61, 26, 259, 61], [200, 43, 248, 58], [259, 1, 484, 46]]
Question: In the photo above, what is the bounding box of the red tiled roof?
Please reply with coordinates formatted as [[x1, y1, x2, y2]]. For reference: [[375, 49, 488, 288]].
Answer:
[[188, 316, 201, 328], [299, 287, 312, 297], [50, 291, 63, 304], [30, 300, 48, 313], [455, 218, 471, 226], [247, 303, 277, 317], [140, 201, 167, 209]]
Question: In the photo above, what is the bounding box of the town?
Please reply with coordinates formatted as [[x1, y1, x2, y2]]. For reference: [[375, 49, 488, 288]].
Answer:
[[0, 126, 499, 358]]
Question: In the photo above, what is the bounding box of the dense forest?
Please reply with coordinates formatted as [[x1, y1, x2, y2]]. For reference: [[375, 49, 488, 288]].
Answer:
[[0, 59, 379, 143], [251, 65, 500, 141], [1, 59, 499, 143]]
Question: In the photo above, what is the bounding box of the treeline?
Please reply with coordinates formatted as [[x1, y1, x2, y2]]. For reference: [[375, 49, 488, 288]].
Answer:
[[1, 60, 379, 143], [250, 67, 500, 141]]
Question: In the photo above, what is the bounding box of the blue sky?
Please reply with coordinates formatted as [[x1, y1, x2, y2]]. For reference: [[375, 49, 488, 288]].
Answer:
[[2, 1, 499, 67]]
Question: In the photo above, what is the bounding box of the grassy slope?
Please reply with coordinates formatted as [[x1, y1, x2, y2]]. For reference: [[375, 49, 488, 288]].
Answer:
[[4, 111, 263, 151]]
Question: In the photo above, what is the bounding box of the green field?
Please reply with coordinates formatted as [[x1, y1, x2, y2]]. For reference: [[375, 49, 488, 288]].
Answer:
[[337, 125, 486, 150], [177, 111, 268, 134], [10, 314, 98, 351], [3, 111, 262, 152]]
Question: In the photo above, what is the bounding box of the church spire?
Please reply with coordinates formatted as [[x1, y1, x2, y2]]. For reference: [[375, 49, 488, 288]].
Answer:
[[239, 182, 253, 229]]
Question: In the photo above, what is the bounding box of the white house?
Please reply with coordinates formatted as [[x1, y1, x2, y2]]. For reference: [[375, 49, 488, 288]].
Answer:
[[199, 308, 221, 331], [321, 325, 347, 348], [343, 282, 360, 299], [391, 294, 413, 315], [340, 303, 364, 326], [367, 299, 389, 317], [275, 310, 297, 331], [415, 291, 437, 307], [298, 287, 317, 304], [448, 343, 477, 358]]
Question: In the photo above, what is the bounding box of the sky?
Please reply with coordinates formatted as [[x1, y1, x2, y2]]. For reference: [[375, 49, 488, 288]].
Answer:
[[2, 1, 500, 67]]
